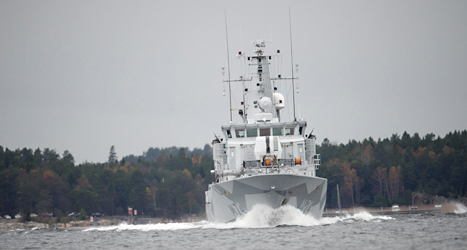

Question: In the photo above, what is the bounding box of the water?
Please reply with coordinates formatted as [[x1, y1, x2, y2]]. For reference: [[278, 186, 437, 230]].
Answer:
[[2, 204, 467, 250]]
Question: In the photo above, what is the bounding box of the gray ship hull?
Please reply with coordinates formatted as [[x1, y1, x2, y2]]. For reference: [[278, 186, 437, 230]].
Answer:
[[205, 174, 327, 223]]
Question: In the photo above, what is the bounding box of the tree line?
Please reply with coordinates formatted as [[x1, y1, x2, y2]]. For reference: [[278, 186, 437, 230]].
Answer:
[[0, 145, 213, 219], [319, 130, 467, 208], [1, 130, 466, 219]]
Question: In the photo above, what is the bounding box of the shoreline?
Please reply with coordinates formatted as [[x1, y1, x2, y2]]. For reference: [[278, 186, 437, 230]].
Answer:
[[323, 202, 467, 217], [0, 216, 204, 231], [2, 202, 466, 231], [0, 218, 126, 231], [323, 208, 443, 217]]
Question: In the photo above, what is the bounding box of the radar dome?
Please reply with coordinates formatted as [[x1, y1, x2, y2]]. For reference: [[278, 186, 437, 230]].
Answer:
[[258, 97, 273, 112], [273, 93, 285, 110]]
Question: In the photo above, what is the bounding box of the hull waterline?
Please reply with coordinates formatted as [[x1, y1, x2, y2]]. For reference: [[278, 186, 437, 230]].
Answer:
[[206, 174, 327, 223]]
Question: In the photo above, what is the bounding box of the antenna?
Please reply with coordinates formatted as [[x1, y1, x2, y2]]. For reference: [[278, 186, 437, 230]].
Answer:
[[240, 27, 243, 54], [224, 10, 232, 122], [289, 6, 296, 120], [240, 28, 246, 122], [269, 26, 272, 41]]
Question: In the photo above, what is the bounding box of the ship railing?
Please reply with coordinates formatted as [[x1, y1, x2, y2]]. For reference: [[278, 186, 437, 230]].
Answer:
[[278, 159, 295, 167], [244, 157, 317, 171], [313, 154, 321, 169], [244, 160, 260, 169], [244, 159, 297, 168]]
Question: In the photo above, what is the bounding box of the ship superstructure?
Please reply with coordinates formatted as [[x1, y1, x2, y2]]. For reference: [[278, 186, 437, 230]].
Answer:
[[205, 40, 327, 223]]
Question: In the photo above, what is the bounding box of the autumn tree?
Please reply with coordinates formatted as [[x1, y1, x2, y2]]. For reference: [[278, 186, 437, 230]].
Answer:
[[372, 166, 387, 198], [343, 162, 363, 206], [145, 178, 158, 215], [387, 166, 404, 201]]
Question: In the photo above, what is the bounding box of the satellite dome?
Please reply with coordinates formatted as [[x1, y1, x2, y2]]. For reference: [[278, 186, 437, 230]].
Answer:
[[258, 97, 272, 112], [273, 93, 285, 110]]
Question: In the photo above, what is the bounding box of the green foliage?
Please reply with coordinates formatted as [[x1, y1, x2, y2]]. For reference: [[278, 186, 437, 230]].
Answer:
[[319, 130, 467, 208], [0, 144, 214, 219], [108, 146, 118, 167], [1, 129, 466, 217], [371, 193, 388, 207], [79, 208, 87, 219]]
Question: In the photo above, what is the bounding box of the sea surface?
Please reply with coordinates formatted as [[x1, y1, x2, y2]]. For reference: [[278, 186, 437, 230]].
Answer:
[[1, 204, 466, 250]]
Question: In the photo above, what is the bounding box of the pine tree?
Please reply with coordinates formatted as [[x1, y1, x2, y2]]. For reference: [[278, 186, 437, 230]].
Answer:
[[108, 146, 117, 167]]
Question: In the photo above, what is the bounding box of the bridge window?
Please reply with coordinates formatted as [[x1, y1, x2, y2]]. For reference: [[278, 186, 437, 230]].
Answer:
[[260, 128, 270, 136], [247, 128, 257, 137], [285, 127, 295, 136], [273, 128, 283, 136], [226, 130, 232, 138], [236, 129, 245, 138]]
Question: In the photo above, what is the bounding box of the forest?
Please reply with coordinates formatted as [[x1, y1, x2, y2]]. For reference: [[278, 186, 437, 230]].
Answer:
[[0, 145, 213, 219], [319, 130, 467, 208], [0, 130, 466, 219]]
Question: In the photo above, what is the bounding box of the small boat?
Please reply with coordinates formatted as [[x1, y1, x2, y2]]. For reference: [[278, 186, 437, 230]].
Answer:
[[391, 205, 401, 212]]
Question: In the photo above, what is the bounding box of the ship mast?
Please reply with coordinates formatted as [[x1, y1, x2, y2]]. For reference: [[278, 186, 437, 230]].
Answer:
[[224, 10, 233, 122], [289, 6, 296, 120]]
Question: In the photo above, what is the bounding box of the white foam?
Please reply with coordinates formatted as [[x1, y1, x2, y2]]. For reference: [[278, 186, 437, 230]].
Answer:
[[225, 204, 322, 228], [83, 221, 203, 232], [83, 205, 393, 232], [454, 203, 467, 214], [349, 211, 393, 221]]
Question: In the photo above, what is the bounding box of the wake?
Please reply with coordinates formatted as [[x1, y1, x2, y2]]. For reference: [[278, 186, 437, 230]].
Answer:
[[83, 205, 393, 232], [453, 203, 467, 214]]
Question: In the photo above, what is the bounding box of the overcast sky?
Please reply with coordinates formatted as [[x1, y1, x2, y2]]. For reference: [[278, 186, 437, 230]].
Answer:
[[1, 1, 466, 163]]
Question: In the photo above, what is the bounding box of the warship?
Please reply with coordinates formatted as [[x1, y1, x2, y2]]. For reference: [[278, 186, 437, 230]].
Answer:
[[205, 40, 327, 223]]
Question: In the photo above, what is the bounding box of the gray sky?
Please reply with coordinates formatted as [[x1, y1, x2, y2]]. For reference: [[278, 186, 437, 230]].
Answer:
[[1, 0, 466, 163]]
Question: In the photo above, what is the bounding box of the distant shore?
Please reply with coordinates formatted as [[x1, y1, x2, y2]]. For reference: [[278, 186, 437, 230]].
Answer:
[[0, 216, 203, 231], [2, 201, 466, 231], [323, 201, 467, 217]]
